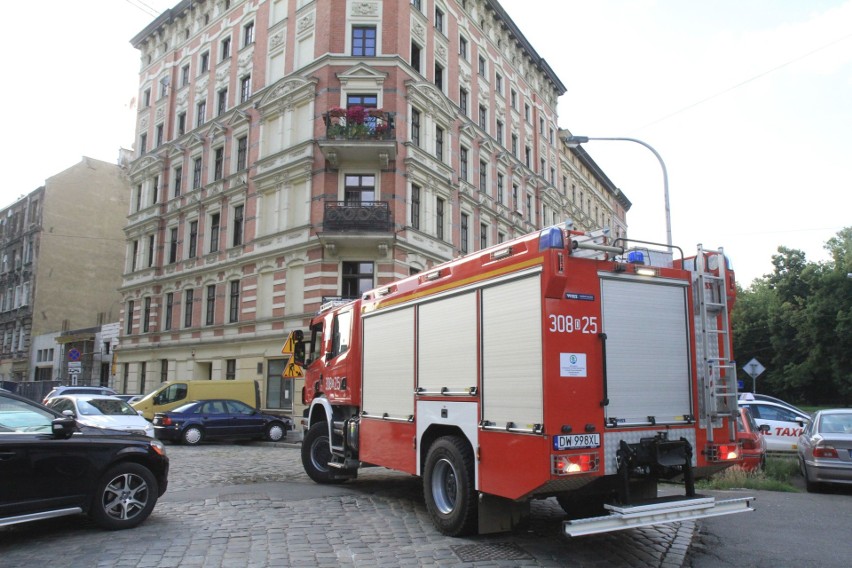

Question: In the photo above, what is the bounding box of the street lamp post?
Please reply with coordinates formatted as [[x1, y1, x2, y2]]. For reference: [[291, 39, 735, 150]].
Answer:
[[563, 135, 672, 248]]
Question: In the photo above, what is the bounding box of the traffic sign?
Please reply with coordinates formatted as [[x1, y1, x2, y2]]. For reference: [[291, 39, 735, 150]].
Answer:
[[68, 348, 81, 361], [281, 330, 303, 354], [282, 357, 303, 378], [743, 358, 765, 379]]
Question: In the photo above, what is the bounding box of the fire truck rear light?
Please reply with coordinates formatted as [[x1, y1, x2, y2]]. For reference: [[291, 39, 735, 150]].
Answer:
[[552, 452, 599, 476], [813, 445, 838, 458], [707, 443, 740, 462]]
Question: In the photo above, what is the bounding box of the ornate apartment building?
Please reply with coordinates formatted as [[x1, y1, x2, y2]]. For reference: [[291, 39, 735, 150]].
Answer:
[[121, 0, 630, 416]]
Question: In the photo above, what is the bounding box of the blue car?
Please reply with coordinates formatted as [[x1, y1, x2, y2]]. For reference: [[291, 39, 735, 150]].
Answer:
[[152, 399, 292, 445]]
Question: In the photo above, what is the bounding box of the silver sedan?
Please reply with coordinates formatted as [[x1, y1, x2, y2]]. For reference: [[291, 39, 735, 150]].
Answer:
[[797, 409, 852, 492]]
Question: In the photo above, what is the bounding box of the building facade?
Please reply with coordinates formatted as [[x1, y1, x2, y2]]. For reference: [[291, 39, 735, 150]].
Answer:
[[121, 0, 629, 415], [0, 157, 130, 383]]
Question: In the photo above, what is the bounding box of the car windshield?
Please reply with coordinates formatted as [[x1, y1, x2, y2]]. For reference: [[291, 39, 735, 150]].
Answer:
[[77, 398, 137, 416], [0, 397, 55, 433], [819, 414, 852, 434]]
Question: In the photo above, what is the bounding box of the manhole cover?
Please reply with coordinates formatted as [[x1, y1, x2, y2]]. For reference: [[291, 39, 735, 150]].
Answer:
[[451, 543, 532, 562]]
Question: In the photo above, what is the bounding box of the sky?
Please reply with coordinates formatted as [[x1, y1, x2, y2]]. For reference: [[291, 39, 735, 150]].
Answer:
[[3, 0, 850, 286]]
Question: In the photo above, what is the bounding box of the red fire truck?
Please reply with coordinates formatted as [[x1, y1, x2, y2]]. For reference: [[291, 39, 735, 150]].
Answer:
[[290, 226, 753, 537]]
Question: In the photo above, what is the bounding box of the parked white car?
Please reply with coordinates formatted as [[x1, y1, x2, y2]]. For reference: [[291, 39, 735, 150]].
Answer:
[[738, 397, 811, 451], [47, 395, 155, 438]]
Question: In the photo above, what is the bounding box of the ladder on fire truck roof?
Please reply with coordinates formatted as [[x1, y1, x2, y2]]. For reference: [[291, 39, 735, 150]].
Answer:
[[694, 245, 738, 440]]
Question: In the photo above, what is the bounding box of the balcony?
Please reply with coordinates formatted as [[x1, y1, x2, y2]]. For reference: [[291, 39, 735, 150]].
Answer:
[[318, 108, 397, 168], [323, 201, 391, 232]]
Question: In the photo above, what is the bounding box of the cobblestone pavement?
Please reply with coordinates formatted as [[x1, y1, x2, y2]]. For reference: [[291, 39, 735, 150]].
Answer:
[[0, 441, 694, 567]]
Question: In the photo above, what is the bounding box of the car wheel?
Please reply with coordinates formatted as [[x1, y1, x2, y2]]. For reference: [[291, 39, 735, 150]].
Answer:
[[423, 436, 478, 536], [182, 426, 204, 445], [801, 457, 820, 493], [266, 422, 286, 442], [301, 421, 347, 484], [90, 463, 159, 530]]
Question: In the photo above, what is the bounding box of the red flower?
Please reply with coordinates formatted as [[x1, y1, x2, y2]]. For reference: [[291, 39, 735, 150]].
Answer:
[[346, 105, 366, 124], [329, 106, 346, 117]]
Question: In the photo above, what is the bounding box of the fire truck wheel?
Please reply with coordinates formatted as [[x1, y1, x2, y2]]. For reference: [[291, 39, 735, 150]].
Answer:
[[302, 421, 347, 484], [423, 436, 477, 536]]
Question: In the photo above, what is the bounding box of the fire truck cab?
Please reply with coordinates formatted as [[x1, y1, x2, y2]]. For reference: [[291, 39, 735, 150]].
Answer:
[[293, 225, 752, 537]]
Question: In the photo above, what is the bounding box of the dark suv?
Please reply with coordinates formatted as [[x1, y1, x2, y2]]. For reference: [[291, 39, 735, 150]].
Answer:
[[0, 390, 169, 530]]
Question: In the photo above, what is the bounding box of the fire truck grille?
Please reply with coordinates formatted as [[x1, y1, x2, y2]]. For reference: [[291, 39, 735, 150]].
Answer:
[[451, 543, 532, 562]]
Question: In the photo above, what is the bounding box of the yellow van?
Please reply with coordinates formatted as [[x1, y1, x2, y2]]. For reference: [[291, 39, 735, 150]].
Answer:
[[132, 379, 260, 420]]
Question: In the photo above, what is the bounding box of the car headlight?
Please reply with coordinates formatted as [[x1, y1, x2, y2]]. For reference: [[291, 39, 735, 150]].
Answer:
[[149, 439, 167, 456]]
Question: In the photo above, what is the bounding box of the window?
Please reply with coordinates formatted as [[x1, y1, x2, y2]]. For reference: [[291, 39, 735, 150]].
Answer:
[[181, 64, 190, 86], [139, 362, 146, 395], [342, 262, 374, 298], [459, 87, 468, 116], [217, 88, 228, 115], [206, 284, 216, 325], [184, 289, 194, 327], [126, 300, 134, 334], [411, 0, 422, 9], [177, 112, 186, 136], [411, 42, 421, 73], [232, 205, 244, 247], [540, 157, 546, 175], [147, 234, 155, 267], [524, 103, 530, 122], [498, 232, 506, 244], [229, 280, 240, 323], [192, 157, 202, 189], [434, 62, 444, 91], [164, 293, 173, 330], [135, 185, 142, 212], [527, 193, 533, 222], [496, 120, 504, 145], [512, 184, 519, 208], [459, 146, 468, 182], [220, 36, 231, 60], [459, 36, 468, 59], [200, 51, 209, 73], [143, 89, 151, 108], [173, 166, 183, 197], [478, 55, 486, 77], [240, 75, 251, 103], [480, 223, 488, 249], [344, 174, 376, 204], [214, 147, 224, 180], [495, 72, 503, 93], [155, 123, 164, 147], [143, 297, 151, 333], [331, 311, 352, 358], [411, 108, 421, 146], [209, 213, 220, 253], [188, 220, 198, 258], [435, 125, 444, 160], [525, 145, 532, 168], [478, 105, 487, 131], [411, 184, 421, 229], [169, 227, 178, 264], [236, 136, 248, 170], [152, 175, 160, 205], [460, 213, 469, 254], [435, 7, 444, 33], [161, 359, 169, 383], [497, 173, 504, 204], [243, 22, 255, 47], [196, 100, 206, 127], [352, 26, 376, 56], [511, 134, 518, 157], [436, 197, 445, 241], [479, 160, 487, 193], [511, 89, 517, 109], [139, 133, 147, 155], [226, 359, 236, 380], [131, 240, 138, 271]]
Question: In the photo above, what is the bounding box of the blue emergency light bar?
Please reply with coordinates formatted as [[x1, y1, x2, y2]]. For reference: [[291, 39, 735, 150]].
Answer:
[[538, 227, 565, 251]]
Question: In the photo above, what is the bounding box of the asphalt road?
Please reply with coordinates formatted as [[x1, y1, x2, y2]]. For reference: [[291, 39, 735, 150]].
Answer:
[[687, 483, 852, 567]]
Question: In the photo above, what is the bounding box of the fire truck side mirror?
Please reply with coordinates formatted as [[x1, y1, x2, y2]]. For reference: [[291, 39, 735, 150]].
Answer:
[[292, 340, 306, 366]]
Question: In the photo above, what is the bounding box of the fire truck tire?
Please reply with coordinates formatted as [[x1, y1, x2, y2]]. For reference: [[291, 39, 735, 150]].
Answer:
[[302, 421, 347, 484], [423, 436, 477, 536]]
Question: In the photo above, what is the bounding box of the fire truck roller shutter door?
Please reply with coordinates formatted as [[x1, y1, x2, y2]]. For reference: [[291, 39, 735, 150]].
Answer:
[[362, 307, 415, 419]]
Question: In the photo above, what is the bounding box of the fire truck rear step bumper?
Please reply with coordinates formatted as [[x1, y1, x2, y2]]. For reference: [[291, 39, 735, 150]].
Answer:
[[563, 495, 754, 537]]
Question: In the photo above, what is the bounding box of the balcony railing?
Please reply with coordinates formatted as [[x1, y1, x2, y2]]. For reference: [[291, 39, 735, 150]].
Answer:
[[323, 109, 396, 141], [324, 201, 391, 232]]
